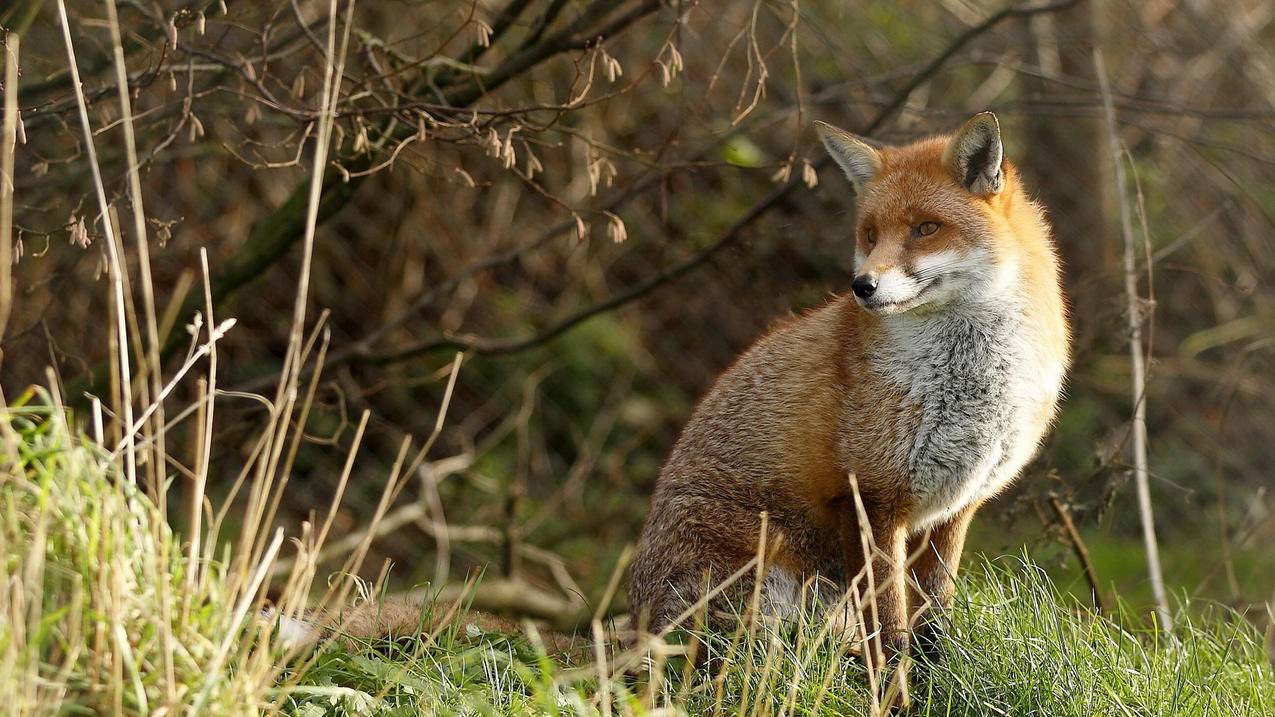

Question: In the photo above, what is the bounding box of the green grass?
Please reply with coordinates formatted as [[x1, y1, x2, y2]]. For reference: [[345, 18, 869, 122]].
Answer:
[[1066, 535, 1275, 610], [279, 562, 1275, 716], [0, 396, 281, 714], [969, 521, 1275, 616], [4, 401, 1273, 716]]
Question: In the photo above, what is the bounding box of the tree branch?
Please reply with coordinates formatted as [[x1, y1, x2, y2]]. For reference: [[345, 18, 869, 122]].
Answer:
[[65, 0, 664, 400], [358, 0, 1089, 366]]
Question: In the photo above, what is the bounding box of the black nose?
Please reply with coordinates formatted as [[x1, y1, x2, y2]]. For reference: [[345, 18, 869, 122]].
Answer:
[[852, 275, 878, 299]]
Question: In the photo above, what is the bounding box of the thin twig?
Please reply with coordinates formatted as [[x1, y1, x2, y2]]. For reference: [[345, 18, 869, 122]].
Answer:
[[1048, 494, 1108, 613], [1095, 47, 1172, 632]]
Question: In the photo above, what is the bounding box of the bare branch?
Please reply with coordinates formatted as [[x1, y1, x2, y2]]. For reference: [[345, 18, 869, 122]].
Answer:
[[1095, 47, 1172, 633], [358, 0, 1092, 366], [64, 0, 668, 401]]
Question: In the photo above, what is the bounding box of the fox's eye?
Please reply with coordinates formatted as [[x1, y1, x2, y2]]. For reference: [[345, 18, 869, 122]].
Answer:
[[863, 228, 876, 247], [916, 221, 940, 237]]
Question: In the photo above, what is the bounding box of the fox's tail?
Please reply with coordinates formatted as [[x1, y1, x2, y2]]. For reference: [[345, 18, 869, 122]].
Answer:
[[267, 597, 587, 657]]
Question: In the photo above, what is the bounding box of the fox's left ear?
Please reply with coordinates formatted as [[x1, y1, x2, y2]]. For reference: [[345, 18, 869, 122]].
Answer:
[[944, 112, 1004, 196]]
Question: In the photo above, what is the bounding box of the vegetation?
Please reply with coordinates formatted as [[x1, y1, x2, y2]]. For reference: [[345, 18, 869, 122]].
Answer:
[[4, 404, 1273, 714], [3, 0, 1274, 714]]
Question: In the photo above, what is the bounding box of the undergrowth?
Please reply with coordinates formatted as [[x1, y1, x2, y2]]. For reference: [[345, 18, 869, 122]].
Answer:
[[3, 402, 1273, 716]]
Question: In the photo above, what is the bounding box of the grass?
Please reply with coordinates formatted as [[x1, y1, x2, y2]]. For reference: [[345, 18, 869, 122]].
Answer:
[[968, 520, 1275, 616], [3, 400, 1274, 716], [0, 392, 291, 714], [283, 567, 1275, 716]]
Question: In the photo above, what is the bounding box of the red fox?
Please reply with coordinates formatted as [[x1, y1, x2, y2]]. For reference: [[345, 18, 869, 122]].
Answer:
[[627, 113, 1070, 674]]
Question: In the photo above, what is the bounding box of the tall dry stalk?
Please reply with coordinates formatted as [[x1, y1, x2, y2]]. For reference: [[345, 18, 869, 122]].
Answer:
[[56, 0, 137, 485], [233, 0, 352, 595], [101, 0, 179, 697], [104, 0, 167, 496], [1265, 594, 1274, 665], [1094, 48, 1172, 632], [0, 33, 16, 343]]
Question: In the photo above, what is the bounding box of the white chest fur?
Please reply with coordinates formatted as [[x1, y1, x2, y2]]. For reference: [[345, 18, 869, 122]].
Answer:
[[875, 299, 1062, 530]]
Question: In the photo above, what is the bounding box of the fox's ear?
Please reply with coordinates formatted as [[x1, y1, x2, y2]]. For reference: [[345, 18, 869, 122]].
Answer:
[[815, 121, 882, 193], [944, 112, 1004, 196]]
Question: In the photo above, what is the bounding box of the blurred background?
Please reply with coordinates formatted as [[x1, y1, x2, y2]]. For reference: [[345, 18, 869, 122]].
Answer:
[[3, 0, 1273, 626]]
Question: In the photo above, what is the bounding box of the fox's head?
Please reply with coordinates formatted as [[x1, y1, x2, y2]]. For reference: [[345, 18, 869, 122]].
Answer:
[[815, 112, 1031, 316]]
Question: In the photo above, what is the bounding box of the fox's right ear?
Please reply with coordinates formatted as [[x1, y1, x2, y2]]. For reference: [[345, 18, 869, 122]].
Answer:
[[815, 121, 882, 194], [944, 112, 1004, 196]]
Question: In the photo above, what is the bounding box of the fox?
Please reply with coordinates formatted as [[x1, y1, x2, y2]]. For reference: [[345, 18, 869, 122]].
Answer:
[[627, 112, 1070, 680]]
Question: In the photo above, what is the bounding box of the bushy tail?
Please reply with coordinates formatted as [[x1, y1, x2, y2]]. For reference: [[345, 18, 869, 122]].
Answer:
[[268, 597, 587, 657]]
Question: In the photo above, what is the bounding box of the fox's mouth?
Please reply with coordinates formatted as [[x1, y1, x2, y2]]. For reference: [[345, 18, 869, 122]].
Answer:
[[860, 278, 943, 314]]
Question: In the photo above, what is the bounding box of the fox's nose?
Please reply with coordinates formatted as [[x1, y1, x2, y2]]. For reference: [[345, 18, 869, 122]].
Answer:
[[852, 274, 878, 299]]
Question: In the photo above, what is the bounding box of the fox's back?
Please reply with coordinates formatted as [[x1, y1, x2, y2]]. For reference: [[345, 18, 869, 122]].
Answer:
[[628, 300, 859, 625], [653, 298, 852, 510]]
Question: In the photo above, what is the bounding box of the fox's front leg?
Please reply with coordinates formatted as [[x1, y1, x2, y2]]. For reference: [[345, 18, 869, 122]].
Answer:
[[870, 521, 910, 663], [838, 516, 909, 660], [857, 519, 910, 712], [906, 503, 979, 661]]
